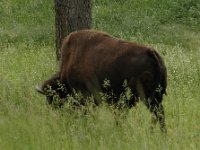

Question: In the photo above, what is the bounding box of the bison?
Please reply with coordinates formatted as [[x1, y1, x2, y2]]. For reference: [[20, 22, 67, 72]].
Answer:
[[36, 30, 167, 132]]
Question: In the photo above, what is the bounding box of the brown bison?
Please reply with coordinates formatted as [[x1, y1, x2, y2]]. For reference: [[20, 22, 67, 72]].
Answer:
[[36, 30, 167, 132]]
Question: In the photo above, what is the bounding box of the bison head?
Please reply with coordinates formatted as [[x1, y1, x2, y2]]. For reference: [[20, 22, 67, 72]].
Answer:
[[36, 73, 67, 107]]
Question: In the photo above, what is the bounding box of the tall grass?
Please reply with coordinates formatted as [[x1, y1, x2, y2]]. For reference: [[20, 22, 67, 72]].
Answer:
[[0, 0, 200, 149]]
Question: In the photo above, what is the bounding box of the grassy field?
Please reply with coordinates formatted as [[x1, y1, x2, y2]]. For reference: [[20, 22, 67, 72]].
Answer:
[[0, 0, 200, 149]]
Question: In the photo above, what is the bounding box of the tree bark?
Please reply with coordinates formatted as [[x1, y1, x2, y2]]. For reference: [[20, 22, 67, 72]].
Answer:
[[54, 0, 92, 60]]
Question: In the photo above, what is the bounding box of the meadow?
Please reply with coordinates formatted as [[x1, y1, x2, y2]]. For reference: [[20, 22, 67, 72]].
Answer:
[[0, 0, 200, 149]]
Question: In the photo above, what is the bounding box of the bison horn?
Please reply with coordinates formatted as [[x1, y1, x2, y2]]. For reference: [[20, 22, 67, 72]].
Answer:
[[35, 85, 45, 95]]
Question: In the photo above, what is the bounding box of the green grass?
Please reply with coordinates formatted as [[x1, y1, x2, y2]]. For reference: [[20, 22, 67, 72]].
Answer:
[[0, 0, 200, 149]]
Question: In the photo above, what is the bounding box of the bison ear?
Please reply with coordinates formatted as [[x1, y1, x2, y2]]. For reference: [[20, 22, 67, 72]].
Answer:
[[35, 85, 45, 95]]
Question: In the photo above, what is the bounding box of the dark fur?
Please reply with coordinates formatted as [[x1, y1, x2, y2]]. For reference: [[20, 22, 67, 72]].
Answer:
[[37, 30, 167, 132]]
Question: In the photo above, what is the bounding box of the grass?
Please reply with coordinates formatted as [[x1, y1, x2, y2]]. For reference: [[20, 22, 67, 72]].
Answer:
[[0, 0, 200, 149]]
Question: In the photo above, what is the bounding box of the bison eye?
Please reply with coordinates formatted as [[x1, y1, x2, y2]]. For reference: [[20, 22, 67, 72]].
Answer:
[[46, 94, 57, 104]]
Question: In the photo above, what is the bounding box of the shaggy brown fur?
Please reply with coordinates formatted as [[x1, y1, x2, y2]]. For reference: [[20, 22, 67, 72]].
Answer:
[[36, 30, 167, 132]]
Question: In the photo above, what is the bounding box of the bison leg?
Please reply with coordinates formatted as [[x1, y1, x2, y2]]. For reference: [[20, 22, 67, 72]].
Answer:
[[157, 104, 166, 132], [146, 102, 166, 133]]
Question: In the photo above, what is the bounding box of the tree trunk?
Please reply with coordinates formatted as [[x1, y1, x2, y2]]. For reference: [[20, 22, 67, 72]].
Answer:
[[54, 0, 92, 60]]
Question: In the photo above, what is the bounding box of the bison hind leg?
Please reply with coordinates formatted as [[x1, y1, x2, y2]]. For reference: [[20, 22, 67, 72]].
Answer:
[[146, 100, 166, 133]]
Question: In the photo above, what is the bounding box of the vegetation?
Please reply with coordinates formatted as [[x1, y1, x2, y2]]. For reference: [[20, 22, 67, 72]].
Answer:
[[0, 0, 200, 149]]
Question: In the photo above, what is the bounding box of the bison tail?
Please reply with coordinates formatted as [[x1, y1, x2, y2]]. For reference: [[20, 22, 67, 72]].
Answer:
[[147, 49, 167, 97]]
